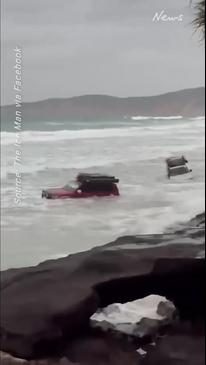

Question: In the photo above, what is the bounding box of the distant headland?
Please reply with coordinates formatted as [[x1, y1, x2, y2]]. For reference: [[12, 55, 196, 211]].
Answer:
[[1, 87, 205, 125]]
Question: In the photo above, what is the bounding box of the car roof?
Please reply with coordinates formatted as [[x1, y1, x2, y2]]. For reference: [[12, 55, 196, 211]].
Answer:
[[77, 173, 119, 184]]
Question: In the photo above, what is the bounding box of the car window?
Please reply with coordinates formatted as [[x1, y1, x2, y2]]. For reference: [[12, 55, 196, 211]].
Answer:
[[64, 182, 78, 191]]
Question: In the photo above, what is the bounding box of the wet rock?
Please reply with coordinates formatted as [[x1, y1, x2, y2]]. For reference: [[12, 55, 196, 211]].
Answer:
[[142, 333, 205, 365], [62, 333, 141, 365], [0, 213, 204, 359], [0, 352, 75, 365], [157, 299, 177, 319]]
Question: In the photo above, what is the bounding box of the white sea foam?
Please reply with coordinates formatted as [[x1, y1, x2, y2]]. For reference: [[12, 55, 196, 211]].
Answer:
[[2, 120, 205, 146], [0, 128, 163, 145], [131, 116, 183, 121], [189, 116, 205, 121], [153, 116, 183, 120], [131, 116, 152, 121], [1, 118, 205, 269], [1, 126, 171, 145]]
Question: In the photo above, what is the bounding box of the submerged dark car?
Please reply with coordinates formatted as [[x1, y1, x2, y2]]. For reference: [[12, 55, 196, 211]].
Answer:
[[42, 174, 120, 199], [166, 156, 192, 179]]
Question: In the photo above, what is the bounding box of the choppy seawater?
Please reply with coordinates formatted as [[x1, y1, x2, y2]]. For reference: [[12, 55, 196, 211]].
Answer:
[[1, 117, 205, 270]]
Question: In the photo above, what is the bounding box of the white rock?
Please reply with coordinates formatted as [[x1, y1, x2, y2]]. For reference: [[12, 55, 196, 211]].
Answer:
[[90, 295, 176, 338], [136, 348, 147, 356]]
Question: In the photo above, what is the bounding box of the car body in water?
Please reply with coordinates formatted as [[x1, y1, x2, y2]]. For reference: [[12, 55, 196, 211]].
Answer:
[[42, 174, 120, 199], [166, 155, 192, 179]]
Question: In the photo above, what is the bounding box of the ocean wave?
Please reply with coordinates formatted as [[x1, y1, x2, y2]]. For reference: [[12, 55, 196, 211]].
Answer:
[[131, 116, 183, 121], [131, 116, 152, 121], [153, 116, 183, 120], [45, 122, 66, 126], [189, 116, 205, 121], [2, 120, 205, 146], [0, 127, 170, 146], [2, 142, 204, 181]]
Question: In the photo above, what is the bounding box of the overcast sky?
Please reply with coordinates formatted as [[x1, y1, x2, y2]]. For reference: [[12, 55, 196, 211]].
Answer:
[[1, 0, 205, 105]]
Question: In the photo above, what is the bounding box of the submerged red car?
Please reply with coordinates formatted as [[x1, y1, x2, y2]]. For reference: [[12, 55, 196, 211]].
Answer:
[[42, 173, 120, 199]]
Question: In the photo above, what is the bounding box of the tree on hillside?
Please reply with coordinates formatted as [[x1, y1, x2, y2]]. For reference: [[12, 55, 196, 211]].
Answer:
[[192, 0, 205, 38]]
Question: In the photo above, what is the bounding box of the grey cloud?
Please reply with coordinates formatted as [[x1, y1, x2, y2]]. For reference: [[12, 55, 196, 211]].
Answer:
[[1, 0, 205, 105]]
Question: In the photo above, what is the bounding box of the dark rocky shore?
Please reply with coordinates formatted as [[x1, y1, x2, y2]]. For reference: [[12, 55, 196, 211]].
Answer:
[[0, 213, 205, 365]]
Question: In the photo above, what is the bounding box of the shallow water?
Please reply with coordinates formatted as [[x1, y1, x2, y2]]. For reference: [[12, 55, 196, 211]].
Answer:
[[1, 117, 205, 269]]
